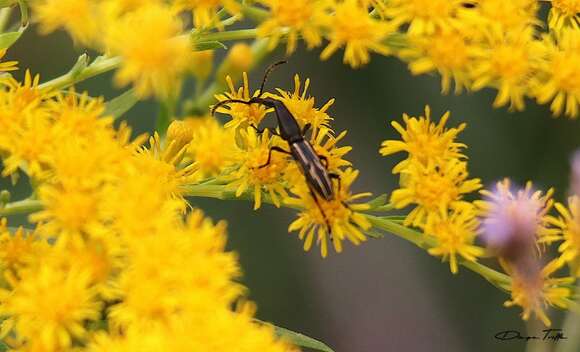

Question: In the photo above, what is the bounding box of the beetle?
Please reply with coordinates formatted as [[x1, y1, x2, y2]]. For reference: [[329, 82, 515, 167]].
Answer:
[[211, 61, 341, 230]]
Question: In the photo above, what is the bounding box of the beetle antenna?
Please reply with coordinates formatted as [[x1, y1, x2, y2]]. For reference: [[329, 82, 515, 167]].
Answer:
[[258, 60, 287, 98], [211, 99, 253, 116]]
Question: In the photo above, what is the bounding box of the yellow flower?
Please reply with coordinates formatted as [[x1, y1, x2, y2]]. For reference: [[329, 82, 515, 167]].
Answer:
[[173, 0, 241, 28], [287, 168, 371, 257], [503, 258, 573, 327], [548, 0, 580, 34], [383, 0, 466, 35], [225, 128, 290, 209], [273, 74, 335, 132], [33, 0, 101, 46], [0, 49, 18, 73], [105, 4, 191, 98], [257, 0, 331, 54], [534, 29, 580, 118], [400, 29, 477, 94], [46, 89, 114, 141], [547, 196, 580, 276], [462, 0, 539, 33], [214, 73, 270, 129], [187, 117, 238, 179], [320, 0, 393, 68], [380, 105, 466, 173], [1, 261, 101, 350], [0, 220, 47, 284], [109, 210, 241, 328], [391, 158, 481, 228], [471, 28, 541, 111], [425, 208, 484, 274], [92, 302, 296, 352]]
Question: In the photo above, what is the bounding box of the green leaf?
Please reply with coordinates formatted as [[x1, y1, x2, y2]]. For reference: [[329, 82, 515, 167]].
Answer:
[[367, 193, 388, 209], [103, 89, 139, 119], [0, 340, 7, 352], [256, 320, 335, 352], [0, 0, 17, 7], [0, 26, 25, 49], [194, 41, 227, 51]]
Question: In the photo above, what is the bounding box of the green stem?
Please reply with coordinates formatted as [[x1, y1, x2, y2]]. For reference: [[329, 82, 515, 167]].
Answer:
[[39, 56, 122, 91], [0, 7, 11, 32], [183, 184, 301, 210], [199, 29, 258, 42], [366, 214, 512, 291], [37, 29, 260, 92], [0, 199, 42, 216], [556, 282, 580, 352]]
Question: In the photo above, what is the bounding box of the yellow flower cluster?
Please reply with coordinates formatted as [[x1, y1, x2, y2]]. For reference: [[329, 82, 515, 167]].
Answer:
[[28, 0, 580, 117], [195, 72, 370, 257], [0, 72, 296, 351], [381, 106, 483, 274], [381, 107, 576, 326], [255, 0, 580, 117], [32, 0, 196, 98]]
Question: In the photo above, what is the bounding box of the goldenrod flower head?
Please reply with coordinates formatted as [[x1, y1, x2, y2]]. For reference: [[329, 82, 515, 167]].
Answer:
[[0, 49, 18, 73], [33, 0, 101, 46], [287, 168, 371, 257], [478, 179, 556, 257], [0, 71, 44, 116], [425, 208, 484, 274], [105, 4, 192, 98], [381, 106, 466, 173], [47, 89, 114, 140], [93, 302, 296, 352], [547, 196, 580, 276], [225, 128, 290, 209], [173, 0, 241, 28], [258, 0, 330, 54], [1, 263, 101, 350], [187, 117, 237, 178], [215, 73, 270, 129], [226, 43, 254, 73], [464, 0, 539, 32], [0, 221, 46, 281], [383, 0, 466, 35], [548, 0, 580, 34], [534, 29, 580, 118], [391, 159, 481, 228], [504, 258, 573, 327], [273, 74, 335, 132], [400, 29, 476, 94], [190, 49, 214, 80], [167, 119, 195, 152], [0, 109, 56, 178], [471, 28, 541, 111], [320, 0, 393, 68]]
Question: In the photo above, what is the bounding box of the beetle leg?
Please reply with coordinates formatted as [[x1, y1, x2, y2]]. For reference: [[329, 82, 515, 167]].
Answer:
[[329, 172, 340, 192], [250, 124, 280, 137], [302, 123, 312, 136], [307, 184, 332, 239], [258, 146, 291, 168], [329, 173, 352, 212], [318, 154, 329, 168]]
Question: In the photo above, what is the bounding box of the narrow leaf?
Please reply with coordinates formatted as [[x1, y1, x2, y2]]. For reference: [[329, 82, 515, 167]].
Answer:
[[104, 89, 139, 119], [256, 320, 334, 352], [194, 41, 227, 51], [0, 26, 25, 49]]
